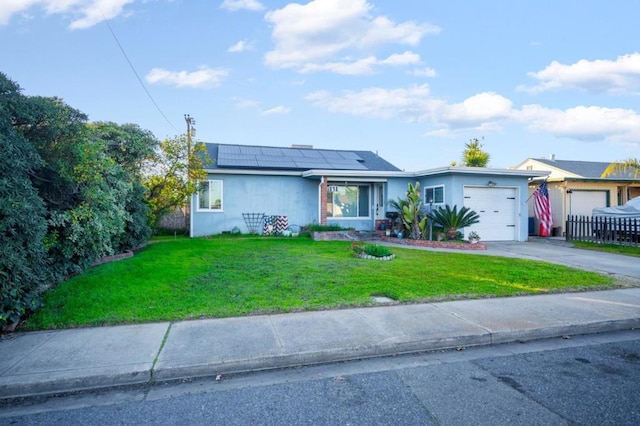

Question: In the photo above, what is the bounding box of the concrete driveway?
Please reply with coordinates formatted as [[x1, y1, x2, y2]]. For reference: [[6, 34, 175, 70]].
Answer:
[[380, 237, 640, 281], [482, 238, 640, 281]]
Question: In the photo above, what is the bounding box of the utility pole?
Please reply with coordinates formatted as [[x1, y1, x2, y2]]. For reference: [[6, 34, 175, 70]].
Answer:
[[184, 114, 196, 182]]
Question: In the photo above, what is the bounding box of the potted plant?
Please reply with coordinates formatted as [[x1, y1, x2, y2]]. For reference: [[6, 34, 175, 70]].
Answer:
[[467, 231, 481, 244]]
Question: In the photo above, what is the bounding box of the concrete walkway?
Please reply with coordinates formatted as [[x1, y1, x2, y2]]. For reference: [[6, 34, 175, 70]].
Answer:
[[2, 241, 639, 399]]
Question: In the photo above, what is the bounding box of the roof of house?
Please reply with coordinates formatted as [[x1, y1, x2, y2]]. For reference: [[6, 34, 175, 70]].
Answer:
[[524, 158, 636, 180], [202, 143, 402, 172]]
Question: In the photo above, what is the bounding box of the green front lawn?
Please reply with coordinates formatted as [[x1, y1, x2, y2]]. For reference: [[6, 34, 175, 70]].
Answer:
[[25, 237, 618, 330], [572, 241, 640, 257]]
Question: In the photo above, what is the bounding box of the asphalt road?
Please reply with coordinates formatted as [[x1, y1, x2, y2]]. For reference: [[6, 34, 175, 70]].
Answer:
[[3, 330, 639, 425]]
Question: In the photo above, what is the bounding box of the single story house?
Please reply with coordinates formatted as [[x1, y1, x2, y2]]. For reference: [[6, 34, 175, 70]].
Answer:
[[191, 143, 547, 241], [512, 156, 640, 236]]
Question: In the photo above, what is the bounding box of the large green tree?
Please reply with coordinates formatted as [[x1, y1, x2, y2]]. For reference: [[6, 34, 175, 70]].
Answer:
[[87, 122, 158, 249], [143, 136, 211, 229], [0, 74, 51, 327], [1, 72, 160, 328]]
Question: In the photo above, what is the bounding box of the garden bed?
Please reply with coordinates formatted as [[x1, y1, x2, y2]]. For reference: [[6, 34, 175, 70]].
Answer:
[[378, 236, 487, 250]]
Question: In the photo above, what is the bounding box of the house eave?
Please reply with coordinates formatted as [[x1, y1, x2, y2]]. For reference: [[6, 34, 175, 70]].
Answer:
[[530, 177, 640, 184], [302, 169, 412, 179], [414, 166, 549, 178], [204, 168, 303, 176]]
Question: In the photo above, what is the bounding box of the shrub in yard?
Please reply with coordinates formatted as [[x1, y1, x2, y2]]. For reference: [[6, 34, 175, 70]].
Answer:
[[429, 205, 480, 240], [351, 242, 393, 258], [364, 244, 393, 258]]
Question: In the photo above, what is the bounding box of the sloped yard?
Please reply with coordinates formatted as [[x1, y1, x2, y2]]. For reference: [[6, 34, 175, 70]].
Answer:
[[25, 237, 617, 329]]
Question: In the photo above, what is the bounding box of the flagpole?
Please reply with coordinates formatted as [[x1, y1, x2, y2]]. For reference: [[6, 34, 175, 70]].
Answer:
[[526, 179, 548, 202]]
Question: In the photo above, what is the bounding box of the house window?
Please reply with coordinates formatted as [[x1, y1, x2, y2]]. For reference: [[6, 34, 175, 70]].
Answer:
[[327, 185, 370, 218], [198, 180, 223, 211], [424, 185, 444, 205]]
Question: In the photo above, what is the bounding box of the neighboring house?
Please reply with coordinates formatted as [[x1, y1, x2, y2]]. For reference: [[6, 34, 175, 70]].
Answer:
[[191, 143, 547, 241], [512, 156, 640, 236]]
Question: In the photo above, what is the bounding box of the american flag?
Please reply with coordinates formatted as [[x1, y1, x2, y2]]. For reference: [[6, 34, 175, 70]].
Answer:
[[533, 181, 553, 235]]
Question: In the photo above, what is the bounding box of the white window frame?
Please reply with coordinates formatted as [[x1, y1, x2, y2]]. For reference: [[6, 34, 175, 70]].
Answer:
[[197, 180, 223, 212], [327, 184, 371, 219], [424, 185, 445, 206]]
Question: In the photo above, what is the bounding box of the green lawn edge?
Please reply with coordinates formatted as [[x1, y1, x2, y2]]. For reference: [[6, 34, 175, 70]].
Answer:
[[24, 237, 627, 330]]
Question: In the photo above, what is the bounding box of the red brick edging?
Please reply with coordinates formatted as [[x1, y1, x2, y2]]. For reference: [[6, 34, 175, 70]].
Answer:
[[311, 231, 487, 250], [379, 236, 487, 250]]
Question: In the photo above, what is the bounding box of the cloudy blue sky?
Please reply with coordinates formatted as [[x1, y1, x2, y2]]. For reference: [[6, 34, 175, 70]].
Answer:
[[2, 0, 639, 171]]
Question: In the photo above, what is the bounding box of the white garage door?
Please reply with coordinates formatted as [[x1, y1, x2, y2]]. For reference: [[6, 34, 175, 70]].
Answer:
[[570, 191, 607, 217], [463, 187, 517, 241]]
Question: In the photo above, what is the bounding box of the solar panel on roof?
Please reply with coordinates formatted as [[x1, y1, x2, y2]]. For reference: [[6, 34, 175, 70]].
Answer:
[[286, 150, 305, 158], [216, 145, 377, 170], [338, 151, 363, 161], [239, 146, 261, 155], [222, 159, 259, 167], [328, 161, 368, 170], [221, 145, 241, 154], [320, 151, 342, 160], [257, 159, 296, 168], [300, 150, 323, 158], [294, 160, 332, 168]]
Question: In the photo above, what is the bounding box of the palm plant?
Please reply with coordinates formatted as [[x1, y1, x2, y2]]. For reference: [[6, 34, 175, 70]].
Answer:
[[601, 158, 640, 179], [429, 205, 480, 240], [388, 182, 428, 239]]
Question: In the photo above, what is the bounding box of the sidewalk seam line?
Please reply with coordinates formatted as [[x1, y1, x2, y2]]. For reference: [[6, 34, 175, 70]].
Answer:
[[150, 322, 173, 382], [430, 304, 495, 344], [268, 316, 284, 349], [0, 332, 57, 377]]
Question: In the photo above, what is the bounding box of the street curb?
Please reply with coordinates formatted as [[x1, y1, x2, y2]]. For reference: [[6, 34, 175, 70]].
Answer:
[[151, 319, 640, 382], [4, 319, 636, 400]]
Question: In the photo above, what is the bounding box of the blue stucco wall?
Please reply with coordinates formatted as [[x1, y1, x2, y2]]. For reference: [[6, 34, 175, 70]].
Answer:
[[191, 171, 533, 241], [191, 174, 319, 236], [388, 174, 531, 242]]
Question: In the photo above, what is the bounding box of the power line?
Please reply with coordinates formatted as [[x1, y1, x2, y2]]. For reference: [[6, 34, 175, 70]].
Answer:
[[97, 7, 178, 132]]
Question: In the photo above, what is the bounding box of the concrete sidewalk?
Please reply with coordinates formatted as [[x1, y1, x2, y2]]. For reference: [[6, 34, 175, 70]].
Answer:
[[2, 288, 640, 399]]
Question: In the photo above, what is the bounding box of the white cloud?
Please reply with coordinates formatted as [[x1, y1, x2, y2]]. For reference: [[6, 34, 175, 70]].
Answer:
[[516, 105, 640, 143], [378, 51, 420, 66], [261, 105, 291, 115], [409, 67, 437, 78], [438, 92, 513, 125], [0, 0, 39, 25], [69, 0, 134, 30], [306, 87, 514, 130], [145, 66, 229, 88], [299, 52, 420, 75], [306, 85, 435, 121], [228, 40, 254, 53], [232, 97, 260, 109], [219, 0, 264, 12], [0, 0, 134, 29], [305, 84, 640, 146], [519, 53, 640, 94], [264, 0, 439, 74]]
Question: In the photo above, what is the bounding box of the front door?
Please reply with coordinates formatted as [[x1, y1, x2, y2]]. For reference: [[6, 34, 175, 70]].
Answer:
[[374, 183, 385, 227]]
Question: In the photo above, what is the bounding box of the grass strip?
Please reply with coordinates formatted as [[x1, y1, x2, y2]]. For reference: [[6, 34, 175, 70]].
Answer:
[[25, 237, 618, 330]]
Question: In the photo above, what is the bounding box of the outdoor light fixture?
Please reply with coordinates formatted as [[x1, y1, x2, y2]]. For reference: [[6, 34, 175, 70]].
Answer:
[[488, 181, 497, 187]]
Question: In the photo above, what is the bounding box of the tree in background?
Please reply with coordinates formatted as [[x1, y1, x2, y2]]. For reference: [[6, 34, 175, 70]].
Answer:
[[452, 137, 490, 167], [143, 136, 211, 229], [601, 158, 640, 180]]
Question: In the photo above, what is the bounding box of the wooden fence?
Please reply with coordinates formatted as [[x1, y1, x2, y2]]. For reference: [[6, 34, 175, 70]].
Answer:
[[566, 215, 640, 245]]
